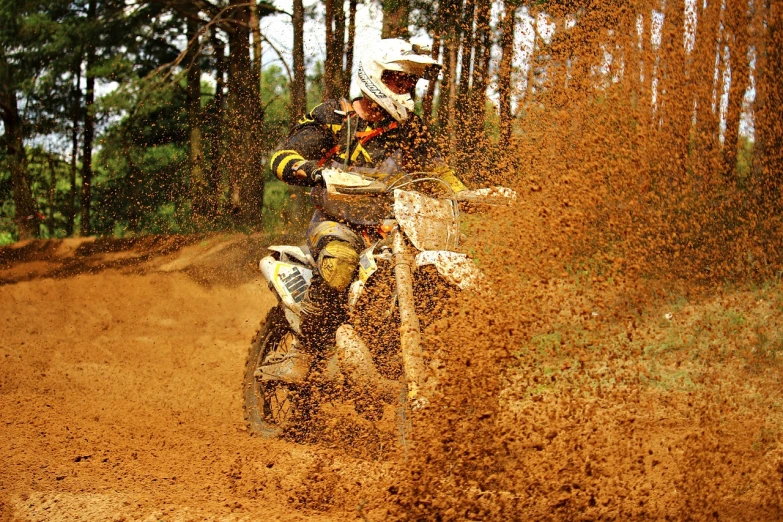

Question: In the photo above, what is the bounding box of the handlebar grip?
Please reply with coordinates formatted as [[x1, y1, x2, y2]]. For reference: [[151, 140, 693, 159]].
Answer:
[[331, 182, 388, 195]]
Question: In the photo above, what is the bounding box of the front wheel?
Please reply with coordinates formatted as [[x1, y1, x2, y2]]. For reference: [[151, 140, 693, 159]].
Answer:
[[243, 307, 312, 438]]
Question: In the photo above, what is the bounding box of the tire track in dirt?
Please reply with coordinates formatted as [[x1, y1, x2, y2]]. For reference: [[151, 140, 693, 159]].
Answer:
[[0, 236, 389, 521]]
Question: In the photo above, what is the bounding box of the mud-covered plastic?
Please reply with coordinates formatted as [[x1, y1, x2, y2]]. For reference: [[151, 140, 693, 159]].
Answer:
[[310, 185, 394, 226]]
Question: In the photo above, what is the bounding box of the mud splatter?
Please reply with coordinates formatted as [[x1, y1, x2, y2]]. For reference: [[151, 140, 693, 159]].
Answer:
[[3, 0, 783, 519]]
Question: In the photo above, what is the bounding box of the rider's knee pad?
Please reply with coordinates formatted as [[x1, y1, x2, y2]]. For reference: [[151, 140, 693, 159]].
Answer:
[[318, 240, 359, 291]]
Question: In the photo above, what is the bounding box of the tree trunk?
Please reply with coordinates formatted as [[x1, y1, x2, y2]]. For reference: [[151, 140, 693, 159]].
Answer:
[[381, 0, 410, 39], [334, 0, 346, 92], [461, 0, 491, 175], [433, 0, 461, 157], [324, 0, 338, 99], [291, 0, 307, 123], [620, 4, 641, 106], [343, 0, 357, 95], [425, 1, 445, 127], [187, 18, 206, 218], [79, 68, 95, 236], [207, 29, 227, 218], [79, 0, 97, 237], [249, 0, 263, 82], [522, 10, 540, 108], [0, 79, 39, 240], [422, 36, 440, 125], [434, 17, 453, 130], [47, 153, 56, 236], [454, 1, 477, 170], [68, 56, 81, 237], [656, 0, 691, 182], [456, 1, 474, 105], [497, 1, 516, 150], [287, 0, 308, 228], [691, 0, 722, 180], [226, 0, 264, 227], [547, 4, 570, 103], [446, 29, 459, 160], [640, 7, 655, 118], [753, 0, 783, 209], [721, 0, 751, 179], [469, 0, 491, 102]]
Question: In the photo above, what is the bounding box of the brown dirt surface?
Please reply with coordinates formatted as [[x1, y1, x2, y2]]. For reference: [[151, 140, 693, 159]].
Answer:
[[0, 235, 395, 521], [3, 230, 783, 521]]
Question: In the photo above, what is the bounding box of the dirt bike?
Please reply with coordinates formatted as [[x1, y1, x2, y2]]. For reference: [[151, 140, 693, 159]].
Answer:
[[242, 168, 512, 447]]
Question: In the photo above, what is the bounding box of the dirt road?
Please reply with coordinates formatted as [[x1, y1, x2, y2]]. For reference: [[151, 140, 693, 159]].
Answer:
[[3, 234, 783, 521], [0, 236, 389, 521]]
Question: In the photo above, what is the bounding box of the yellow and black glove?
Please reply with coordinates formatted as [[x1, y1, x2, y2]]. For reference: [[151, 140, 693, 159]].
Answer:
[[290, 160, 324, 185], [430, 165, 468, 194], [271, 150, 323, 186]]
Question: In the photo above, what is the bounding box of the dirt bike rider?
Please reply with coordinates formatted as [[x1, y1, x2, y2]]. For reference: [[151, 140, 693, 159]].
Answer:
[[269, 38, 469, 354]]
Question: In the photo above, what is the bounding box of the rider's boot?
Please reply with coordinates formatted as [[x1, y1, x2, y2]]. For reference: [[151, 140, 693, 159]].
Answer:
[[299, 277, 348, 352], [259, 240, 357, 385], [255, 331, 312, 384], [256, 279, 346, 385], [299, 239, 358, 352]]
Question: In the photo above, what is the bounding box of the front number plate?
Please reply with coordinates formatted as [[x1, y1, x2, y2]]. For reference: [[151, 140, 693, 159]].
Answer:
[[358, 248, 377, 282]]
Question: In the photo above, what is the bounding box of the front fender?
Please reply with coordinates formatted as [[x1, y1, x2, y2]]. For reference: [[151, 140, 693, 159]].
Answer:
[[415, 251, 482, 290]]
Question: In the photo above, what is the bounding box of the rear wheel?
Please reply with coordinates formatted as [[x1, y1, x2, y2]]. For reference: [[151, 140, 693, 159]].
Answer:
[[243, 307, 312, 438]]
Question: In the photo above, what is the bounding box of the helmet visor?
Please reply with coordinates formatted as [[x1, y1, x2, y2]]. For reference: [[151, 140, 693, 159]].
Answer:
[[381, 70, 420, 95]]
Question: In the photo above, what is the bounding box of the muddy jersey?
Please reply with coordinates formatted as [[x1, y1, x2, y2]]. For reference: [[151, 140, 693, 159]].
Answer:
[[270, 98, 461, 187]]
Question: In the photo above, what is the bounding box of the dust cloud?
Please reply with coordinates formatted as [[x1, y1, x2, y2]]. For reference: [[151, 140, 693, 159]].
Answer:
[[386, 0, 783, 519]]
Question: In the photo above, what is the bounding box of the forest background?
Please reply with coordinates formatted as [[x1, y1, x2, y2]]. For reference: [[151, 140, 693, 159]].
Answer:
[[2, 0, 517, 244], [1, 0, 781, 287]]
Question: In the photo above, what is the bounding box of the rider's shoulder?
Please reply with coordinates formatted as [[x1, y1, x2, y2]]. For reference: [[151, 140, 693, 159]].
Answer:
[[308, 99, 347, 125]]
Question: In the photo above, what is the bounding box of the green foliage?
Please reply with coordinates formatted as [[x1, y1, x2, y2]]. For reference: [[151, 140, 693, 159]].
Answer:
[[0, 197, 15, 244], [91, 77, 190, 236], [0, 0, 195, 241], [262, 64, 293, 146], [25, 147, 76, 239], [0, 231, 13, 246], [262, 179, 311, 238], [736, 136, 754, 184], [0, 146, 75, 241]]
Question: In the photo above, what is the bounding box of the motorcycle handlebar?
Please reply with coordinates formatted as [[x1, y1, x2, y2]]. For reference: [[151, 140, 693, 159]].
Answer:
[[330, 181, 389, 195], [453, 187, 517, 205]]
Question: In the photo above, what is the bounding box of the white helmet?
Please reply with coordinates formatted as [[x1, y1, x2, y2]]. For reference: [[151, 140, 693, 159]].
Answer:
[[357, 38, 441, 122]]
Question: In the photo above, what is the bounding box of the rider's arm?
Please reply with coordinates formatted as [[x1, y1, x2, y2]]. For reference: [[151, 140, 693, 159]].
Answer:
[[269, 102, 341, 186]]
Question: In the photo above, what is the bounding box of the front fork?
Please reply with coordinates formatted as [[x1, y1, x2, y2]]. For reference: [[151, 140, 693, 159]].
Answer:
[[392, 229, 428, 408]]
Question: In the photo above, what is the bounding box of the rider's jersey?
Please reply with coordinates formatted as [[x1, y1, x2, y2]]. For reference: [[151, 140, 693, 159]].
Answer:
[[269, 98, 467, 193]]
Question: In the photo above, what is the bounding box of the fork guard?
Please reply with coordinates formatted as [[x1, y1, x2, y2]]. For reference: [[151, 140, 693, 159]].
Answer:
[[335, 324, 400, 402]]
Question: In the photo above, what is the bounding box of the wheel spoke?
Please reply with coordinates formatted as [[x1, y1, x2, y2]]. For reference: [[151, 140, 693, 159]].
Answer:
[[277, 390, 291, 421], [245, 310, 309, 436], [263, 384, 294, 426], [273, 389, 286, 421]]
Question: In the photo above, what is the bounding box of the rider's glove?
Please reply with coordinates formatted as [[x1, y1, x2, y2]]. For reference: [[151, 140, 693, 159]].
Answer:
[[291, 160, 323, 185], [430, 165, 468, 194]]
